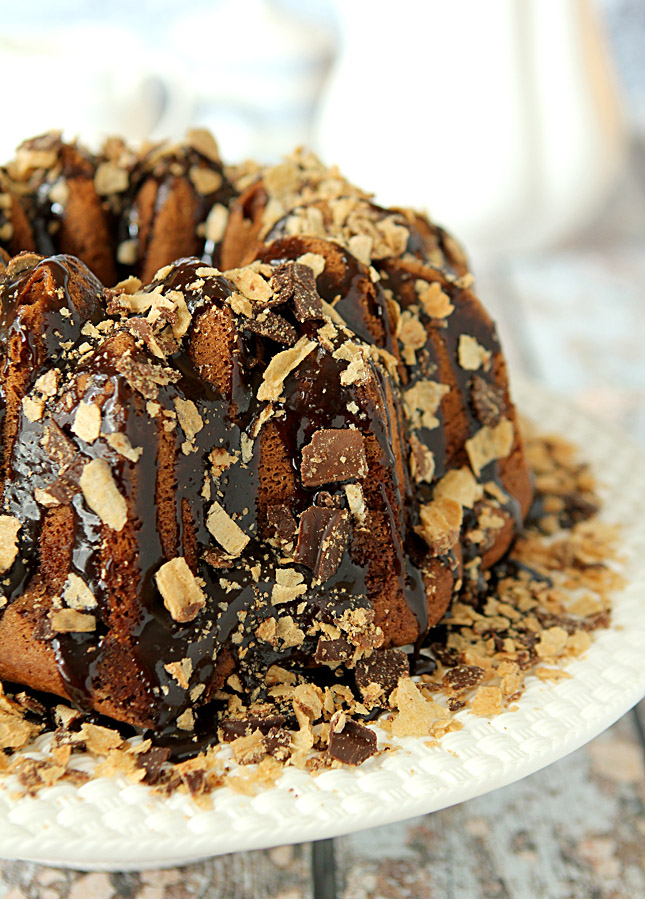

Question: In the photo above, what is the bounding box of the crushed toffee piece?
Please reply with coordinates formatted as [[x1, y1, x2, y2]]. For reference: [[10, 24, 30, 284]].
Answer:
[[0, 428, 621, 802]]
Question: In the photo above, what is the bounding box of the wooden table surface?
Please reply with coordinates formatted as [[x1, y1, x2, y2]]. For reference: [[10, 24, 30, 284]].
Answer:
[[1, 142, 644, 899]]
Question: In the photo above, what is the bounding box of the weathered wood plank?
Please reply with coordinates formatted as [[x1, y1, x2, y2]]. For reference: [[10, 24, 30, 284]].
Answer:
[[335, 713, 645, 899], [0, 844, 314, 899]]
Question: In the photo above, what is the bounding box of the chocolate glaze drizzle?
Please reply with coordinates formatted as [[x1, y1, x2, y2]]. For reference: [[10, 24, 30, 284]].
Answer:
[[0, 148, 530, 757]]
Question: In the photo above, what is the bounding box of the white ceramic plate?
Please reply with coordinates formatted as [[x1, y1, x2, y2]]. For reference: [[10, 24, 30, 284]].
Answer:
[[0, 381, 643, 871]]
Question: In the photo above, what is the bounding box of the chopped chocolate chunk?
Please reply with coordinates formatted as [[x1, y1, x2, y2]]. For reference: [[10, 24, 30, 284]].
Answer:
[[125, 318, 177, 359], [430, 643, 463, 668], [442, 665, 485, 692], [471, 376, 505, 427], [314, 491, 344, 509], [265, 726, 292, 761], [266, 503, 297, 542], [315, 634, 354, 664], [301, 428, 368, 488], [328, 713, 377, 766], [294, 506, 350, 582], [355, 649, 409, 700], [219, 715, 286, 742], [42, 421, 78, 472], [244, 310, 298, 345], [136, 746, 171, 784], [114, 355, 181, 401], [270, 262, 324, 322]]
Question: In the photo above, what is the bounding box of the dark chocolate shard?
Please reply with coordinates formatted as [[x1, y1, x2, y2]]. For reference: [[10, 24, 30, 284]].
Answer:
[[294, 506, 350, 582], [442, 665, 485, 692], [135, 746, 171, 784], [270, 262, 323, 322], [355, 649, 409, 701], [314, 491, 344, 509], [219, 714, 286, 742], [470, 376, 505, 428], [265, 726, 291, 761], [125, 318, 178, 359], [301, 428, 368, 488], [42, 421, 78, 473], [114, 354, 181, 400], [315, 634, 354, 664], [328, 714, 377, 766], [243, 310, 298, 345], [266, 503, 298, 542]]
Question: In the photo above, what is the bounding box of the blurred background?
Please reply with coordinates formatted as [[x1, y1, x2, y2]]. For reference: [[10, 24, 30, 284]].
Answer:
[[0, 0, 643, 438]]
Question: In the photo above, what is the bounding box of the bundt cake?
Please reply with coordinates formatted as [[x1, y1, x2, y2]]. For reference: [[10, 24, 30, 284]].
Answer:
[[0, 132, 532, 747]]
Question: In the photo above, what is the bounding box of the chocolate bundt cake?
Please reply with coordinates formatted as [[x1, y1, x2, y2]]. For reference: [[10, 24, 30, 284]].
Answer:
[[0, 132, 532, 745]]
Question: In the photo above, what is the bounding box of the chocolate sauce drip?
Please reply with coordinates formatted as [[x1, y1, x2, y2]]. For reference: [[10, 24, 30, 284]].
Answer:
[[0, 190, 529, 753], [118, 146, 235, 279]]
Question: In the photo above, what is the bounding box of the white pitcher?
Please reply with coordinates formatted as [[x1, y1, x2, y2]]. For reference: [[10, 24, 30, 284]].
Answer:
[[314, 0, 626, 259]]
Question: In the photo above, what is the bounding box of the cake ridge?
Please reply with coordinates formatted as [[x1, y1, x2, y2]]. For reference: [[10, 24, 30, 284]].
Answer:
[[0, 132, 532, 750]]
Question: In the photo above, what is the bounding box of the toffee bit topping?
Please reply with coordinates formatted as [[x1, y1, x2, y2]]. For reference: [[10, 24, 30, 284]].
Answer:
[[49, 609, 96, 633], [257, 336, 317, 402], [404, 381, 450, 430], [209, 447, 237, 478], [416, 280, 454, 319], [94, 161, 129, 196], [173, 397, 204, 450], [104, 432, 143, 462], [458, 334, 492, 371], [204, 203, 229, 244], [79, 459, 128, 531], [227, 267, 273, 306], [434, 468, 484, 509], [272, 568, 307, 604], [301, 428, 368, 487], [270, 262, 324, 322], [176, 709, 195, 731], [155, 558, 206, 623], [388, 677, 449, 738], [189, 165, 223, 196], [332, 341, 370, 387], [164, 658, 193, 689], [294, 506, 350, 581], [297, 252, 326, 278], [22, 395, 44, 422], [465, 418, 514, 477], [417, 496, 463, 555], [72, 401, 101, 444], [34, 369, 59, 397], [206, 502, 250, 557], [344, 483, 366, 523], [0, 516, 21, 573], [62, 573, 97, 611]]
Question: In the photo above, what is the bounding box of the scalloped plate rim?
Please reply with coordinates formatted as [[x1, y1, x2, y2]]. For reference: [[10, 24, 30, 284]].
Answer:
[[0, 379, 643, 871]]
